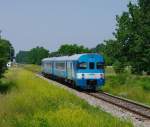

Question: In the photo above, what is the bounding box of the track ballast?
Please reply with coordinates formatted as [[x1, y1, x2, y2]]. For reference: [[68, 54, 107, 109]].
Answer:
[[86, 92, 150, 119], [40, 73, 150, 120]]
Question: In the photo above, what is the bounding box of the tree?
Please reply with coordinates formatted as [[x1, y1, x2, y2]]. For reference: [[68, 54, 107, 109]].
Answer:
[[49, 51, 60, 57], [115, 0, 150, 74], [57, 44, 91, 56], [49, 44, 91, 57], [16, 51, 30, 64], [92, 42, 115, 65], [28, 46, 49, 65], [97, 0, 150, 74], [0, 39, 14, 77], [16, 47, 49, 65]]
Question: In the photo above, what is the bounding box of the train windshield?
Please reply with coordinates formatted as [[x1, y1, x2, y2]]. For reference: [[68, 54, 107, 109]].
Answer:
[[96, 62, 104, 69], [89, 62, 95, 69], [77, 62, 87, 69]]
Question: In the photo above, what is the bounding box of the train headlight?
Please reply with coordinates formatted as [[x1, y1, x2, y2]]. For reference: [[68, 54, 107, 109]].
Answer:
[[100, 73, 104, 79]]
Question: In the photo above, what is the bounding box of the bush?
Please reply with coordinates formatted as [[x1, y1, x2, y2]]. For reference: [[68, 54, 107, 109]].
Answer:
[[116, 73, 128, 85], [143, 83, 150, 91], [106, 73, 129, 87], [0, 80, 16, 94], [113, 61, 125, 74], [0, 39, 14, 77], [141, 77, 150, 91], [103, 70, 150, 106]]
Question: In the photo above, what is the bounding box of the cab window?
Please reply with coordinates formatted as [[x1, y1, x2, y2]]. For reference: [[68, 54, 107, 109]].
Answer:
[[89, 62, 95, 69], [77, 62, 87, 69], [97, 62, 104, 69]]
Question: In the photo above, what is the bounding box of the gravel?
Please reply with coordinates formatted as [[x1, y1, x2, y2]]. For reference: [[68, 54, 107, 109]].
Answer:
[[37, 74, 150, 127]]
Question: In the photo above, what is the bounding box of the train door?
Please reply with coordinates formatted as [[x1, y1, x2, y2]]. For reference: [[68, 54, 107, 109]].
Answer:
[[70, 62, 75, 79], [67, 62, 73, 79], [51, 62, 54, 74]]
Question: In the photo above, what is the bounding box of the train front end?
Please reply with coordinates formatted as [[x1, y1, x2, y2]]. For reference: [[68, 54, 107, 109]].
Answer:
[[75, 54, 105, 90]]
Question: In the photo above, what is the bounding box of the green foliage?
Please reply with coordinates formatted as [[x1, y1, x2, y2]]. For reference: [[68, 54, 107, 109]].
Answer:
[[49, 44, 91, 57], [16, 51, 30, 64], [0, 39, 15, 61], [94, 0, 150, 74], [0, 58, 7, 77], [143, 83, 150, 91], [0, 79, 16, 94], [16, 44, 90, 64], [28, 47, 49, 65], [0, 39, 14, 78], [114, 0, 150, 74], [92, 43, 113, 65], [16, 46, 49, 65], [49, 51, 60, 57], [103, 67, 150, 105], [0, 68, 133, 127], [113, 61, 125, 74]]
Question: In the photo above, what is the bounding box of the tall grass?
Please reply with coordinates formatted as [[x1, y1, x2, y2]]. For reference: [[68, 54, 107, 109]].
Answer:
[[0, 67, 133, 127], [18, 64, 41, 73], [0, 69, 17, 94], [22, 64, 150, 105], [103, 67, 150, 106]]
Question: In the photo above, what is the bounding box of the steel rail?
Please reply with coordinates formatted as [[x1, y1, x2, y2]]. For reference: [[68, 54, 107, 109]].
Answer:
[[39, 73, 150, 119], [86, 92, 150, 119]]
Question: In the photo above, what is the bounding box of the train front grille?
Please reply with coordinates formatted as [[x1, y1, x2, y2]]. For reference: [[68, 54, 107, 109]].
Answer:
[[87, 79, 97, 86]]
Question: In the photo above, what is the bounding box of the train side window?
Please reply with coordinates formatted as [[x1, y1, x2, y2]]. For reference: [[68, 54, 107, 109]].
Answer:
[[47, 62, 52, 67], [89, 62, 94, 69], [77, 62, 87, 69], [97, 62, 104, 69], [55, 62, 65, 70]]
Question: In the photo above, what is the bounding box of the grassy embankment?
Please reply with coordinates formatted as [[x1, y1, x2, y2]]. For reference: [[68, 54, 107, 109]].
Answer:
[[0, 67, 132, 127], [103, 66, 150, 106], [22, 64, 150, 106]]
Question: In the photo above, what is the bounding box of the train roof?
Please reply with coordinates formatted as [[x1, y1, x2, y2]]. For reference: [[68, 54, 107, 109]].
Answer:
[[42, 53, 103, 62]]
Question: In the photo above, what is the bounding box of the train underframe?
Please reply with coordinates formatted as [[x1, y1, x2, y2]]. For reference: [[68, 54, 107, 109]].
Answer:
[[42, 72, 100, 91]]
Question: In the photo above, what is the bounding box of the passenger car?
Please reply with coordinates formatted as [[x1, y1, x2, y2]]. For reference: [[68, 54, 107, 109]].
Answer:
[[42, 53, 105, 90]]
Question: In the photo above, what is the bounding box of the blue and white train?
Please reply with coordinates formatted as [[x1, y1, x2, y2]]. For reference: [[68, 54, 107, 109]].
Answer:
[[42, 53, 105, 90]]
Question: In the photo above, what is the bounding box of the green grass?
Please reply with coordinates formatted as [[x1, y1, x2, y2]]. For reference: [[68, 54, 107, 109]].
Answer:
[[19, 64, 41, 73], [0, 69, 17, 94], [105, 66, 116, 76], [21, 64, 150, 106], [103, 67, 150, 106], [0, 67, 133, 127]]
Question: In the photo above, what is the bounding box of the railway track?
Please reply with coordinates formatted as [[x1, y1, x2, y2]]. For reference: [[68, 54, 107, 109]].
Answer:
[[86, 92, 150, 119], [39, 73, 150, 120]]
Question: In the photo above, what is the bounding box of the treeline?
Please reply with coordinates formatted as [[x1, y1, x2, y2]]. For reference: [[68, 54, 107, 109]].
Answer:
[[16, 0, 150, 75], [16, 47, 49, 65], [16, 44, 91, 65], [49, 44, 91, 57], [0, 39, 14, 78]]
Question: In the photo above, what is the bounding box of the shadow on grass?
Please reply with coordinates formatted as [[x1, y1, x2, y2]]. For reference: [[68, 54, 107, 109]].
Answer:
[[0, 80, 16, 94]]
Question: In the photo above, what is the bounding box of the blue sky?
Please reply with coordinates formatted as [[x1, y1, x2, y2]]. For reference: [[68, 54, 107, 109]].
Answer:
[[0, 0, 136, 53]]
